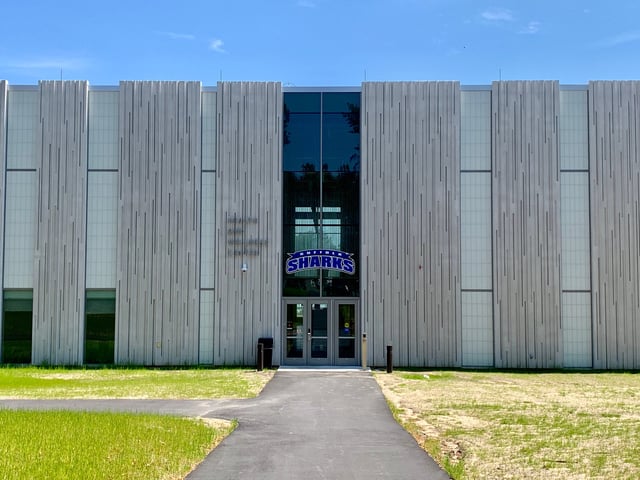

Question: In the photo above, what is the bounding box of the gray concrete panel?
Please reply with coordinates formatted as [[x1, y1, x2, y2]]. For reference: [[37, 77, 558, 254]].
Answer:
[[491, 81, 562, 368], [32, 81, 89, 365], [361, 81, 461, 367], [589, 81, 640, 369], [214, 82, 283, 365], [116, 81, 202, 365]]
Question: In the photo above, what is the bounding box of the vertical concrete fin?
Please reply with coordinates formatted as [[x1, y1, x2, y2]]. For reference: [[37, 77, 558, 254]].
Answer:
[[32, 81, 89, 365], [215, 82, 283, 365], [589, 81, 640, 369], [491, 80, 562, 368], [116, 81, 202, 365], [361, 81, 461, 367]]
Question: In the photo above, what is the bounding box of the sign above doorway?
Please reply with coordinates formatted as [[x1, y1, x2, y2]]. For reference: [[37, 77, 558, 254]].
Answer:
[[286, 250, 355, 275]]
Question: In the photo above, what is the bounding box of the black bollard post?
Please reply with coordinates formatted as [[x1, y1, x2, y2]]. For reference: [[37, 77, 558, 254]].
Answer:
[[386, 345, 393, 373], [257, 342, 264, 371]]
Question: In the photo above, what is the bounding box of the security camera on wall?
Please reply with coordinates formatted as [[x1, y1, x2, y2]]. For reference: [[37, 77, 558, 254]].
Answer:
[[241, 263, 248, 273]]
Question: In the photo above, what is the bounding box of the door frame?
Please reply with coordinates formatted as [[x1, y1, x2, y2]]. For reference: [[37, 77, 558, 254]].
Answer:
[[333, 299, 359, 366], [281, 298, 360, 366]]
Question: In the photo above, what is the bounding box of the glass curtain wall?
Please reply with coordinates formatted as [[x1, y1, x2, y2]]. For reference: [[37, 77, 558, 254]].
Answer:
[[283, 92, 360, 297]]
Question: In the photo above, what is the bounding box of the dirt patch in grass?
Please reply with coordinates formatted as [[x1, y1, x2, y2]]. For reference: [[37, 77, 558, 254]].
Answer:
[[376, 371, 640, 479], [197, 417, 234, 429]]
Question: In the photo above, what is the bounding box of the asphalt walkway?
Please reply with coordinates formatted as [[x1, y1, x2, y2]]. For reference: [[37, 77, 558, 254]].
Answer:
[[1, 369, 449, 479]]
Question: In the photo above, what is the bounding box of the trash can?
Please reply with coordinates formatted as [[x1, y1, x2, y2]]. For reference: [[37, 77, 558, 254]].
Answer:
[[258, 337, 273, 368]]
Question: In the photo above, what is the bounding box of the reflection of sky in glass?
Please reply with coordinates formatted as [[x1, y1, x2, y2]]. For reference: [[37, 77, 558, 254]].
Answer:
[[322, 93, 360, 113], [283, 114, 359, 172], [323, 114, 359, 171], [285, 93, 321, 113], [283, 92, 360, 296], [284, 92, 360, 172], [284, 114, 320, 171]]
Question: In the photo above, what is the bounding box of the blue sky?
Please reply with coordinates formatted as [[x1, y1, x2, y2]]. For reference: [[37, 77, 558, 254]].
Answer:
[[1, 0, 639, 86]]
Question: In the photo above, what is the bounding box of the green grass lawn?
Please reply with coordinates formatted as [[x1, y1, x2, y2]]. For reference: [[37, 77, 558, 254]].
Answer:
[[0, 410, 234, 480], [376, 370, 640, 479], [0, 367, 272, 479], [0, 366, 273, 399]]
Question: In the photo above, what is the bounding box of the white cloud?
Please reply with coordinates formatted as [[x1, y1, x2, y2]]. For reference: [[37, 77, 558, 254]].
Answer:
[[520, 21, 541, 34], [297, 0, 316, 7], [160, 31, 196, 41], [4, 57, 87, 70], [209, 39, 227, 53], [481, 8, 514, 22], [598, 31, 640, 47]]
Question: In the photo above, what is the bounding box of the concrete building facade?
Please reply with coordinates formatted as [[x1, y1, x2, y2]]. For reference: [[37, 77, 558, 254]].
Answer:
[[0, 79, 638, 369]]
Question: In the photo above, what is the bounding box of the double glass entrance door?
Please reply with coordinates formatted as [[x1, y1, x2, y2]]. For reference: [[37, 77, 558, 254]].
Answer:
[[283, 299, 358, 366]]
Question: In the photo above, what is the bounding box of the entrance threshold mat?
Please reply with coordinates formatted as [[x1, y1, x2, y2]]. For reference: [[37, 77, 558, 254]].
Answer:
[[278, 366, 371, 372]]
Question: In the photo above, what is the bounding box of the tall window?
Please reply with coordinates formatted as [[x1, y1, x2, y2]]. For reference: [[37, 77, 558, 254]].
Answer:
[[2, 290, 33, 364], [283, 92, 360, 297], [85, 290, 116, 364]]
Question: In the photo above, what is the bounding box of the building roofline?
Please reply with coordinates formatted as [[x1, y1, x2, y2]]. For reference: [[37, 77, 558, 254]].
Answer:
[[3, 82, 592, 92]]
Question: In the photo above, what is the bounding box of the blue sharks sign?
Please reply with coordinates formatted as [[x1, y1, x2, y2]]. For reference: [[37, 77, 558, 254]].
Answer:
[[286, 249, 356, 275]]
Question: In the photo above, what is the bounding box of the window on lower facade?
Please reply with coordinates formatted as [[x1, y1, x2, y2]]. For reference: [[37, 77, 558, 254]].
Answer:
[[2, 290, 33, 364], [85, 290, 116, 364]]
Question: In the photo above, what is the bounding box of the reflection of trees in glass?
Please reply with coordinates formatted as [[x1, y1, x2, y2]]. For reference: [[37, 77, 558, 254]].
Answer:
[[283, 99, 360, 172], [342, 102, 360, 172], [322, 169, 359, 225], [343, 102, 360, 134], [300, 163, 321, 236], [301, 162, 316, 173], [282, 94, 360, 297], [320, 103, 359, 172], [283, 164, 321, 242]]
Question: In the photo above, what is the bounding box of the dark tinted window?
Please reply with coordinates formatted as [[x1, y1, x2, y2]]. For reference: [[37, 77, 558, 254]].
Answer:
[[285, 92, 321, 113], [2, 290, 33, 364], [322, 92, 360, 113], [283, 92, 360, 297], [322, 113, 360, 172], [85, 290, 116, 364], [283, 113, 321, 172]]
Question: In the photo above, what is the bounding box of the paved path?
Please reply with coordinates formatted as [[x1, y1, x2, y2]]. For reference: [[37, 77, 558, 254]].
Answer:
[[187, 369, 449, 479], [1, 370, 449, 479]]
